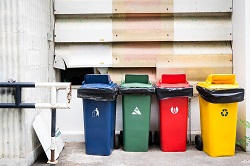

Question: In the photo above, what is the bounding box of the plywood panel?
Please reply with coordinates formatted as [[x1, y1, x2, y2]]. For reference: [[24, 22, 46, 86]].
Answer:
[[55, 16, 232, 42], [55, 42, 232, 68], [112, 17, 174, 41], [114, 42, 233, 67], [55, 0, 232, 14], [112, 42, 170, 67], [156, 54, 232, 82], [113, 0, 173, 14]]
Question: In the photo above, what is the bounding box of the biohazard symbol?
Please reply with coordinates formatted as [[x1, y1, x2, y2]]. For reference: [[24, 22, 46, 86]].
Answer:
[[221, 109, 228, 117]]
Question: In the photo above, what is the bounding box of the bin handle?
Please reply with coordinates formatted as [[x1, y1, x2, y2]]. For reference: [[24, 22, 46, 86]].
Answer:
[[207, 74, 236, 85]]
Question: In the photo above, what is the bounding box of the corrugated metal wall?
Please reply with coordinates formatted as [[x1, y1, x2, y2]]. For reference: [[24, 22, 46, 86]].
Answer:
[[0, 0, 53, 164], [0, 0, 22, 159], [54, 0, 233, 138]]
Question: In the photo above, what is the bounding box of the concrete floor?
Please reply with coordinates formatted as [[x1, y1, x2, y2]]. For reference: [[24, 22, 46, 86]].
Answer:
[[33, 143, 250, 166]]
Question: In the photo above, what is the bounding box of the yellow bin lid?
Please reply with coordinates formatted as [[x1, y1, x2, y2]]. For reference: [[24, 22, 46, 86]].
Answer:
[[197, 74, 239, 90]]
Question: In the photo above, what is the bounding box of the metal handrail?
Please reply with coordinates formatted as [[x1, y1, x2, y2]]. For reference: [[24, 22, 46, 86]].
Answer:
[[0, 82, 72, 164], [0, 82, 71, 109]]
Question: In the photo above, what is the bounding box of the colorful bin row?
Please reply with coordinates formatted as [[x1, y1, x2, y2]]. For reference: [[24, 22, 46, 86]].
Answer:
[[77, 74, 244, 157]]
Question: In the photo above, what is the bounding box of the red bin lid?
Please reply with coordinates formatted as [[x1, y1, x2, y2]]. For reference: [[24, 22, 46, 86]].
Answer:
[[157, 74, 189, 88]]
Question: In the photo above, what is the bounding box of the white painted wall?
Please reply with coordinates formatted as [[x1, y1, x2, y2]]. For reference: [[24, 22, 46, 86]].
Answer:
[[55, 16, 232, 42], [244, 0, 250, 152], [54, 0, 232, 14], [233, 0, 250, 151], [57, 89, 84, 142]]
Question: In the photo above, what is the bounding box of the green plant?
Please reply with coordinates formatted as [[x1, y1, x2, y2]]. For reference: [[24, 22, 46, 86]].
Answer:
[[237, 119, 250, 147]]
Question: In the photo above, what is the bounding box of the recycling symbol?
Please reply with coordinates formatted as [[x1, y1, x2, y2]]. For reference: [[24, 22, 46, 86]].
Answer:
[[221, 109, 228, 117]]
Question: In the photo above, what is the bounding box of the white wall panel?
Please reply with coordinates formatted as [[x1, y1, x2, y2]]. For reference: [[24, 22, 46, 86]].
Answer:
[[174, 0, 232, 13], [233, 0, 250, 151], [55, 0, 232, 14], [54, 42, 232, 69], [55, 16, 232, 42], [55, 18, 112, 42], [57, 89, 84, 142], [55, 0, 112, 14], [174, 16, 232, 41], [55, 44, 112, 68]]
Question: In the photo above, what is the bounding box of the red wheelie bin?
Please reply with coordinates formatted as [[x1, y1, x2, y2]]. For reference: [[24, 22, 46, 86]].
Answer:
[[156, 74, 193, 152]]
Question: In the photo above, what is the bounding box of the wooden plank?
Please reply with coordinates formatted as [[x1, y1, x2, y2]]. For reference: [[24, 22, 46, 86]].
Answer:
[[112, 16, 174, 41], [156, 42, 233, 83], [108, 68, 156, 83], [113, 0, 173, 13], [156, 54, 232, 82], [55, 0, 232, 14], [55, 16, 232, 42], [112, 42, 170, 67], [113, 42, 232, 67], [54, 42, 232, 68]]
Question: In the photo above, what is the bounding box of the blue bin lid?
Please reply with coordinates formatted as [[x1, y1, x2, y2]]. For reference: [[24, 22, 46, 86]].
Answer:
[[77, 74, 118, 101], [84, 74, 111, 84]]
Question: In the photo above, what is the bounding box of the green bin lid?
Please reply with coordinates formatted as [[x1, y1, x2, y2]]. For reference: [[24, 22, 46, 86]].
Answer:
[[119, 74, 154, 94], [121, 74, 152, 88], [125, 74, 149, 84]]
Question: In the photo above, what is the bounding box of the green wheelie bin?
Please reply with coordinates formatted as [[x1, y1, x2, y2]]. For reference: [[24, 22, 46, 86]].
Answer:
[[119, 74, 155, 152]]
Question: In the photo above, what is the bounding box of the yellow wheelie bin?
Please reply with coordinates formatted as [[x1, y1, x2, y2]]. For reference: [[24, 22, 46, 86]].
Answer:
[[195, 74, 244, 157]]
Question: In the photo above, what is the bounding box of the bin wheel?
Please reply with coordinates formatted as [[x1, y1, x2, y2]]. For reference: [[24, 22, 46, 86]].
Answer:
[[154, 131, 160, 146], [149, 131, 153, 146], [119, 131, 123, 147], [195, 135, 203, 151], [114, 134, 120, 149]]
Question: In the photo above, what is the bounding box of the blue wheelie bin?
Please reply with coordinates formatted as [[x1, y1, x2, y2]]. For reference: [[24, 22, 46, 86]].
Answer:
[[77, 74, 118, 156]]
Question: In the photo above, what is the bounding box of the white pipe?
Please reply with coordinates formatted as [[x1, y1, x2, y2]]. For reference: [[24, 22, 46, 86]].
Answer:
[[35, 82, 71, 88], [51, 137, 56, 151], [35, 103, 70, 109], [34, 82, 71, 109]]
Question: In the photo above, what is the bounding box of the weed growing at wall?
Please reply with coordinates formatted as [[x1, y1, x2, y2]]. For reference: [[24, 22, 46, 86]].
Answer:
[[237, 119, 250, 147]]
